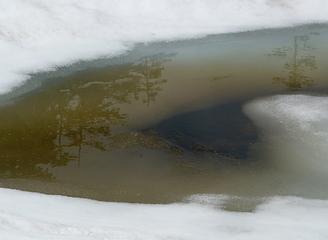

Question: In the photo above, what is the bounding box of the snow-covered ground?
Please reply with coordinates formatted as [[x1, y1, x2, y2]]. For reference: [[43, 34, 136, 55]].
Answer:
[[0, 0, 328, 94], [245, 95, 328, 176], [0, 188, 327, 240], [1, 1, 328, 239]]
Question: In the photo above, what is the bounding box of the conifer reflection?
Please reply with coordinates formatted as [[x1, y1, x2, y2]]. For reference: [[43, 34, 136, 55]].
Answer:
[[272, 35, 317, 90], [0, 54, 170, 178]]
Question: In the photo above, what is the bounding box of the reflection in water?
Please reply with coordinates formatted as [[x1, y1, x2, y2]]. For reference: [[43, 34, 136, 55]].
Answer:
[[0, 54, 170, 179], [136, 55, 169, 105], [0, 25, 328, 203], [272, 35, 317, 90]]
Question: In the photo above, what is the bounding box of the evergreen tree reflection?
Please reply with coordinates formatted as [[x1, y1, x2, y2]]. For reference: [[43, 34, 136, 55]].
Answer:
[[0, 54, 170, 178], [272, 35, 317, 90]]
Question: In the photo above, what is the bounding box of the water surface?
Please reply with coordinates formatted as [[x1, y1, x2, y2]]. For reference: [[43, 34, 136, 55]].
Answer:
[[0, 24, 328, 204]]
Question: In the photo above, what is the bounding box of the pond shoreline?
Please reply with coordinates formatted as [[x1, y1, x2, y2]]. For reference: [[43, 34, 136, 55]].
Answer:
[[0, 24, 327, 204]]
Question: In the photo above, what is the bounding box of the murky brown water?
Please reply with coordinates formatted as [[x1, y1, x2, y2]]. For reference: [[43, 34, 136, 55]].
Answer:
[[0, 24, 327, 203]]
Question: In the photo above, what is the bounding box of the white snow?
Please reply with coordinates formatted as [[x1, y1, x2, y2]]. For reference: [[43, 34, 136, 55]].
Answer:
[[0, 188, 327, 240], [1, 2, 328, 239], [0, 0, 328, 94], [244, 95, 328, 176]]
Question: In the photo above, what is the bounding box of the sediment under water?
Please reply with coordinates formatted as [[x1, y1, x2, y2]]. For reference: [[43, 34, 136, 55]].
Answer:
[[0, 24, 328, 204]]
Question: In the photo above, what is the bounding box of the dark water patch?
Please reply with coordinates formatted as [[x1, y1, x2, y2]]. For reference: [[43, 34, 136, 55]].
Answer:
[[146, 101, 258, 159]]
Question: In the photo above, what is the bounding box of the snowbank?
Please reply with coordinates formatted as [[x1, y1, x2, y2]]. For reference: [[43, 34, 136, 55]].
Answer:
[[244, 95, 328, 176], [0, 188, 327, 240], [0, 0, 328, 94]]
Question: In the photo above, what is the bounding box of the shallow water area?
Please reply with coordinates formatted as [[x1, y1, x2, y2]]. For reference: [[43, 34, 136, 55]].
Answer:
[[0, 24, 328, 204]]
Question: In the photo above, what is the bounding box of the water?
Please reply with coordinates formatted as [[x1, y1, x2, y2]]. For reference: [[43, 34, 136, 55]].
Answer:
[[0, 24, 328, 204]]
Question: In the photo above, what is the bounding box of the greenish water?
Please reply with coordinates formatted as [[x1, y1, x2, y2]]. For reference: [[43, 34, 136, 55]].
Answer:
[[0, 24, 327, 203]]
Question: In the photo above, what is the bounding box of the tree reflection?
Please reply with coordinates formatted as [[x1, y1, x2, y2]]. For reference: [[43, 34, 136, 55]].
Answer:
[[272, 35, 317, 90], [134, 55, 168, 106], [0, 54, 170, 178]]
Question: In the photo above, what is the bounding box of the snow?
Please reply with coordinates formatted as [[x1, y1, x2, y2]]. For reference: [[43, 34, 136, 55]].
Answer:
[[1, 94, 328, 238], [0, 0, 328, 94], [244, 95, 328, 176], [1, 1, 328, 239], [0, 188, 327, 240]]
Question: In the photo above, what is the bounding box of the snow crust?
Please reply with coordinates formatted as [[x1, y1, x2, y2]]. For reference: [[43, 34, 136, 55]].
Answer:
[[244, 95, 328, 175], [0, 0, 328, 94], [0, 188, 327, 240]]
